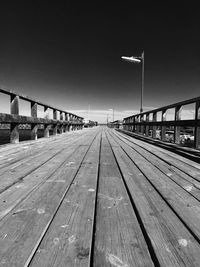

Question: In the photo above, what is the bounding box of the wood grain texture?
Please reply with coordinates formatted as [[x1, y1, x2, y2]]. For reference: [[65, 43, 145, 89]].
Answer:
[[110, 131, 200, 240], [93, 130, 154, 267], [1, 126, 200, 266], [106, 129, 200, 266], [29, 132, 101, 267], [0, 128, 98, 267], [113, 131, 200, 201]]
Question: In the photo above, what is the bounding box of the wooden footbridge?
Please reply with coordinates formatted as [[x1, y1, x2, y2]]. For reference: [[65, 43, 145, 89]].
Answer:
[[1, 125, 200, 266], [1, 88, 200, 266]]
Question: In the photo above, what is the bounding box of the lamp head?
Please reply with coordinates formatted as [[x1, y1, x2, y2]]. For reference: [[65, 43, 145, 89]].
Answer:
[[121, 56, 141, 63]]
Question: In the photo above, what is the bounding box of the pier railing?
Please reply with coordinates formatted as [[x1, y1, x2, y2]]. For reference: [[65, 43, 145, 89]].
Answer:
[[123, 96, 200, 149], [0, 88, 84, 144]]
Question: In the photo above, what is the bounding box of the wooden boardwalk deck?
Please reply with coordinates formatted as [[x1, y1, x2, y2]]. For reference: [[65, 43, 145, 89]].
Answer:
[[1, 126, 200, 266]]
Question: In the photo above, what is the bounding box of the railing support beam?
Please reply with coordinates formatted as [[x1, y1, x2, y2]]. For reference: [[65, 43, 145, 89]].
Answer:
[[10, 95, 19, 144], [174, 106, 182, 144], [31, 124, 38, 140], [44, 125, 50, 138], [194, 101, 200, 149], [10, 123, 19, 144]]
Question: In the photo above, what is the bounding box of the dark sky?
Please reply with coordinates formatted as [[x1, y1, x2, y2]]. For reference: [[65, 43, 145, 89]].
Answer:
[[0, 2, 200, 122]]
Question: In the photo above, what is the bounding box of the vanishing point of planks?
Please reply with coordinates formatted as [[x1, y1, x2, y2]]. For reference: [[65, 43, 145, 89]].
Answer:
[[1, 126, 200, 266]]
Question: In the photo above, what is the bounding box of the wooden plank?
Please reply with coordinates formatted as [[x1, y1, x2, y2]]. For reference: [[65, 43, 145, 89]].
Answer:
[[109, 130, 200, 241], [106, 129, 200, 266], [0, 129, 98, 193], [118, 129, 200, 162], [110, 131, 200, 201], [0, 128, 90, 169], [0, 130, 98, 266], [29, 132, 101, 266], [0, 127, 98, 174], [93, 130, 154, 267], [116, 130, 200, 177], [0, 143, 74, 193], [0, 144, 86, 220], [0, 127, 98, 180]]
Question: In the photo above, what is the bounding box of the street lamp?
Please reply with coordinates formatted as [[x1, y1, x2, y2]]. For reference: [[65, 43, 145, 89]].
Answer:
[[121, 51, 144, 113]]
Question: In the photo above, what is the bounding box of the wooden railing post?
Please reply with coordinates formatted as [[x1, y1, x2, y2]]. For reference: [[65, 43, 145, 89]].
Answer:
[[126, 118, 129, 131], [152, 112, 157, 139], [44, 125, 50, 138], [68, 115, 71, 131], [53, 109, 57, 120], [73, 116, 76, 131], [65, 124, 69, 132], [31, 102, 37, 117], [76, 117, 78, 130], [10, 95, 19, 143], [135, 116, 139, 133], [131, 117, 134, 132], [72, 115, 74, 131], [60, 124, 64, 134], [174, 106, 181, 144], [140, 115, 144, 134], [53, 125, 58, 136], [31, 102, 38, 140], [129, 118, 131, 132], [10, 94, 19, 114], [194, 100, 200, 149], [60, 111, 63, 121], [59, 111, 64, 134], [44, 106, 49, 119], [64, 114, 67, 132], [31, 124, 38, 140], [10, 123, 19, 144], [145, 113, 149, 136], [161, 110, 166, 141], [53, 109, 58, 135], [130, 117, 133, 132]]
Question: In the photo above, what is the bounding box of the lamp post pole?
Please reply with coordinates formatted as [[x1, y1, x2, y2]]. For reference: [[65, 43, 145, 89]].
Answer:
[[140, 51, 144, 113], [121, 51, 144, 113]]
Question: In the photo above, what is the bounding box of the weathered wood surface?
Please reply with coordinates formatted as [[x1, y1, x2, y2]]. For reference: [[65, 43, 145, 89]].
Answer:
[[1, 127, 200, 266]]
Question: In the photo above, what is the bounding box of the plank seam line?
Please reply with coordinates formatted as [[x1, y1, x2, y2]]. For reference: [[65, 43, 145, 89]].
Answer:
[[89, 132, 102, 267], [24, 132, 99, 267], [105, 130, 159, 267], [115, 130, 200, 183], [110, 131, 200, 246]]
